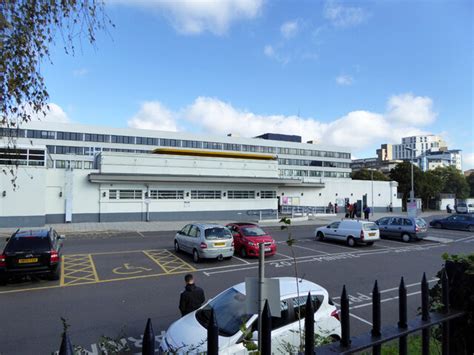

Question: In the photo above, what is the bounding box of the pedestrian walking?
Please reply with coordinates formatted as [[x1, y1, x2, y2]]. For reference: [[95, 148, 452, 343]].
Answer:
[[346, 202, 352, 218], [363, 205, 370, 220], [352, 202, 358, 219], [179, 273, 205, 317]]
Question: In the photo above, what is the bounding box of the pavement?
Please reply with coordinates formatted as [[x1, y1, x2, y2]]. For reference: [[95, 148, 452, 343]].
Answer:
[[0, 210, 448, 235]]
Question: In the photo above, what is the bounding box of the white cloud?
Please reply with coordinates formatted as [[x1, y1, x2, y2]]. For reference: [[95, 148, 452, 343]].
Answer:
[[73, 68, 88, 77], [263, 45, 275, 57], [31, 103, 71, 123], [463, 152, 474, 171], [280, 20, 299, 39], [263, 44, 289, 64], [324, 0, 369, 28], [336, 74, 353, 86], [127, 94, 436, 155], [110, 0, 264, 35], [127, 101, 178, 132], [386, 93, 437, 125]]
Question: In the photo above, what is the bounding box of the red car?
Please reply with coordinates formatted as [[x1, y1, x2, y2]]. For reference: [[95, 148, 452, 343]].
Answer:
[[226, 223, 276, 258]]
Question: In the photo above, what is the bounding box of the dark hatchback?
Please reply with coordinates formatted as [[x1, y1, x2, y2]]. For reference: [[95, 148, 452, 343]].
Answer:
[[429, 214, 474, 232], [0, 228, 64, 284]]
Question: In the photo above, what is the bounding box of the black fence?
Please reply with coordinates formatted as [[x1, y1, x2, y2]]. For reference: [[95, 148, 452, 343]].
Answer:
[[58, 270, 466, 355]]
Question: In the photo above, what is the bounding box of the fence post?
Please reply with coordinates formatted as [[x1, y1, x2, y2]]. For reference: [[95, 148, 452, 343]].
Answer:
[[59, 331, 74, 355], [207, 308, 218, 355], [441, 269, 450, 355], [261, 300, 272, 355], [371, 280, 381, 355], [142, 318, 155, 355], [305, 292, 314, 355], [340, 285, 351, 347], [421, 273, 430, 355], [398, 277, 408, 355]]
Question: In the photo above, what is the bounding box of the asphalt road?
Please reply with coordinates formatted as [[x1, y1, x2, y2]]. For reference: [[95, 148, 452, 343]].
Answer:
[[1, 222, 473, 354]]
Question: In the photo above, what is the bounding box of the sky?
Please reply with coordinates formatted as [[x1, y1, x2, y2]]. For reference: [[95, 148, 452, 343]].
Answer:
[[40, 0, 473, 170]]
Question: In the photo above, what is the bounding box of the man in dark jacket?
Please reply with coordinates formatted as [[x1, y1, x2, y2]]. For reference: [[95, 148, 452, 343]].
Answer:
[[179, 274, 205, 316]]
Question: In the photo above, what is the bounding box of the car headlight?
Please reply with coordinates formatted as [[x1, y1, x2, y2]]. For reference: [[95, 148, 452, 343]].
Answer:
[[247, 241, 255, 246]]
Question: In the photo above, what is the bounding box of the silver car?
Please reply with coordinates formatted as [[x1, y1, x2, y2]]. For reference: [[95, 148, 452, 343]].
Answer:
[[174, 223, 234, 263], [375, 216, 428, 242]]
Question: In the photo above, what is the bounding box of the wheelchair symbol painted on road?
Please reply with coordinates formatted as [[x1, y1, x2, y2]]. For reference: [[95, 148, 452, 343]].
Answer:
[[112, 263, 152, 275]]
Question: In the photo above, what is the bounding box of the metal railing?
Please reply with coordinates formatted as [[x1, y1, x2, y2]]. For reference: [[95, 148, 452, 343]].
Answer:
[[57, 270, 466, 355]]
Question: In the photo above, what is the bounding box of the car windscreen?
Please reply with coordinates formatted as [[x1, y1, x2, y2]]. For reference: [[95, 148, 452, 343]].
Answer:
[[195, 288, 252, 336], [241, 226, 267, 237], [363, 223, 378, 231], [415, 218, 427, 228], [5, 236, 50, 252], [204, 227, 232, 240]]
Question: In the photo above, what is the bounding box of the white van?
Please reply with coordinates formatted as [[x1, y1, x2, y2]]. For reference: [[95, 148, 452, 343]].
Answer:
[[314, 219, 380, 247]]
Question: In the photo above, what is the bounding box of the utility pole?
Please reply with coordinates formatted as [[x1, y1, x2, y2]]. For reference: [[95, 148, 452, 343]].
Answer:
[[257, 243, 265, 353]]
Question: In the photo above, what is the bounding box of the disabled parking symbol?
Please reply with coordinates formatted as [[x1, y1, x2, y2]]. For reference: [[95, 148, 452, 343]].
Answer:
[[112, 263, 152, 275]]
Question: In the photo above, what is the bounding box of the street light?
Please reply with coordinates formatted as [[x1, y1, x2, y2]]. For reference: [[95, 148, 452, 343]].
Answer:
[[405, 146, 415, 203], [367, 168, 375, 217]]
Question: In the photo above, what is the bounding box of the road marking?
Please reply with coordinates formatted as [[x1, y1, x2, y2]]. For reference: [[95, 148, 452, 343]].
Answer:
[[232, 255, 251, 264], [137, 231, 146, 238], [292, 244, 331, 255], [424, 236, 453, 243], [275, 252, 293, 259], [351, 291, 421, 310], [89, 254, 100, 282], [350, 313, 373, 326], [464, 237, 474, 243], [62, 254, 98, 286], [112, 263, 152, 275], [144, 250, 196, 274], [456, 235, 474, 243]]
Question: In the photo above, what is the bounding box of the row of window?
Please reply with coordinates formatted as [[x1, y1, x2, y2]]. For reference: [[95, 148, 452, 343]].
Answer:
[[0, 148, 45, 166], [1, 128, 351, 159], [278, 158, 350, 168], [108, 190, 277, 200], [279, 169, 351, 178], [47, 145, 151, 156], [52, 160, 94, 169]]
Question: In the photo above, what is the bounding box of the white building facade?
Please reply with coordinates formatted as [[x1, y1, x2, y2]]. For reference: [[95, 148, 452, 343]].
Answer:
[[0, 122, 401, 227]]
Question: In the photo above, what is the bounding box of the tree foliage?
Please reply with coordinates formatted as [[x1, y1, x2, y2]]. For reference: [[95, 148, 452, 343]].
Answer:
[[0, 0, 111, 129], [431, 166, 470, 199], [351, 168, 389, 181], [467, 172, 474, 198], [389, 162, 423, 205]]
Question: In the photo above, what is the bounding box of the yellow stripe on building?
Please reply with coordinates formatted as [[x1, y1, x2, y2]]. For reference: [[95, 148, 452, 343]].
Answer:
[[152, 147, 277, 160]]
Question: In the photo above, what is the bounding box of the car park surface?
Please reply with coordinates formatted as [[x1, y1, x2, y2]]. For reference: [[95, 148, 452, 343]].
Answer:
[[226, 222, 277, 257], [0, 220, 473, 354], [375, 216, 428, 242]]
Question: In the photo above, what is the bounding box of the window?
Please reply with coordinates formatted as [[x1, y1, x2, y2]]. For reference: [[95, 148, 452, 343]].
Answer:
[[260, 191, 276, 199], [55, 160, 66, 169], [136, 137, 158, 145], [149, 190, 184, 199], [377, 217, 390, 225], [83, 161, 94, 169], [161, 139, 181, 147], [390, 218, 403, 225], [203, 141, 223, 150], [228, 191, 255, 199], [109, 190, 118, 199], [111, 135, 135, 144], [403, 219, 413, 226], [26, 130, 55, 139], [57, 131, 83, 141], [191, 190, 222, 199], [224, 143, 241, 151], [180, 224, 192, 235], [292, 295, 324, 320], [188, 226, 199, 238], [182, 140, 202, 149], [329, 222, 340, 229], [117, 190, 142, 199], [85, 133, 108, 142]]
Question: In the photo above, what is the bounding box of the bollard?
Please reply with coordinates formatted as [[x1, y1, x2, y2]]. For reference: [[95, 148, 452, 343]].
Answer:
[[59, 331, 74, 355], [304, 292, 315, 355], [142, 318, 155, 355], [421, 273, 430, 355], [371, 280, 381, 355], [398, 277, 408, 355], [441, 269, 450, 355], [340, 285, 351, 347], [207, 308, 219, 355]]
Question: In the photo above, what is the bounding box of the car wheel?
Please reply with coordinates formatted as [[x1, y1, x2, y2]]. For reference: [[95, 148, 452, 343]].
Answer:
[[434, 222, 442, 229], [347, 237, 355, 247], [402, 233, 411, 243], [48, 265, 61, 281], [240, 248, 247, 258], [316, 232, 324, 241], [366, 242, 374, 246], [468, 225, 474, 232], [192, 249, 200, 263], [174, 241, 180, 253]]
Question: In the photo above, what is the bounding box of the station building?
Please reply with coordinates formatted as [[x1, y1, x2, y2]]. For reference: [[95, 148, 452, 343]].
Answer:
[[0, 121, 401, 227]]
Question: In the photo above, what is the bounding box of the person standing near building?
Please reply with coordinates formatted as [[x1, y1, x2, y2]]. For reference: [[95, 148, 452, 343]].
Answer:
[[363, 205, 370, 220], [179, 274, 205, 317]]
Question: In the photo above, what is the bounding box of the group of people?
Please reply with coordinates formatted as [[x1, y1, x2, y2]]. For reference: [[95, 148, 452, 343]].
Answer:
[[343, 202, 371, 220]]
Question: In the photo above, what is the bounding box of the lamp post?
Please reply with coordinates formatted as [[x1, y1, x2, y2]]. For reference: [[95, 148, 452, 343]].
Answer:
[[405, 146, 415, 203], [367, 168, 375, 217]]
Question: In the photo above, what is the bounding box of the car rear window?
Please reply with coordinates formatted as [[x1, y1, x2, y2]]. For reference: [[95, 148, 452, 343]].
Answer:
[[415, 218, 427, 227], [5, 236, 51, 252], [241, 226, 267, 237], [363, 223, 378, 231], [204, 227, 232, 240]]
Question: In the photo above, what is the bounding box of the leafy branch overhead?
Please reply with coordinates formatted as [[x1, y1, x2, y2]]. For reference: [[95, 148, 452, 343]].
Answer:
[[0, 1, 113, 128]]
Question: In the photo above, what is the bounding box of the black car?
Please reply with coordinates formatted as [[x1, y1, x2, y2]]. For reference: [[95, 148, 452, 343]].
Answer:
[[0, 228, 64, 284], [429, 214, 474, 232]]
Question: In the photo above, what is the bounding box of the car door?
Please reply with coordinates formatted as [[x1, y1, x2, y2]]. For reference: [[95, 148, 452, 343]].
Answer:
[[376, 217, 390, 238], [177, 224, 192, 252], [402, 218, 415, 236], [187, 225, 199, 252], [388, 217, 403, 239], [445, 216, 462, 230], [325, 222, 341, 240], [229, 225, 243, 251]]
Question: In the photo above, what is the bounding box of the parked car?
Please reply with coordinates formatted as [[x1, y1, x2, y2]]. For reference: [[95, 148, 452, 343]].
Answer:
[[314, 219, 380, 246], [0, 228, 64, 284], [455, 202, 474, 214], [174, 223, 234, 263], [159, 277, 341, 354], [226, 223, 276, 258], [429, 214, 474, 232], [375, 216, 428, 242]]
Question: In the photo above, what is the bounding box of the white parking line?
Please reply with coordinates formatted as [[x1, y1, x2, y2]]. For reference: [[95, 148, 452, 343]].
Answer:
[[350, 313, 373, 326], [275, 252, 293, 259], [137, 231, 145, 238], [292, 244, 331, 255], [350, 291, 421, 310], [456, 235, 474, 243], [232, 255, 251, 264]]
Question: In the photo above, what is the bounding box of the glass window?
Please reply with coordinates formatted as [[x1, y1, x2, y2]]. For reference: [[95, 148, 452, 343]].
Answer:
[[403, 219, 413, 226], [377, 217, 390, 225], [227, 191, 255, 199], [191, 190, 222, 199], [390, 218, 403, 225], [109, 190, 118, 199], [180, 224, 192, 235], [204, 227, 232, 240], [241, 226, 267, 237], [188, 226, 199, 237], [149, 190, 184, 199], [118, 190, 142, 200], [260, 191, 276, 199], [329, 222, 340, 229]]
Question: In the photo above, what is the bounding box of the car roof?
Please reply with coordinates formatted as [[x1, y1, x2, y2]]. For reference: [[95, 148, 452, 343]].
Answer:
[[14, 229, 50, 238], [232, 277, 326, 297], [340, 219, 375, 224], [192, 223, 227, 229], [228, 222, 258, 227]]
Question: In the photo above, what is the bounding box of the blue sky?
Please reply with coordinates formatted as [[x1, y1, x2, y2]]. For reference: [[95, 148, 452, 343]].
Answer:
[[41, 0, 473, 170]]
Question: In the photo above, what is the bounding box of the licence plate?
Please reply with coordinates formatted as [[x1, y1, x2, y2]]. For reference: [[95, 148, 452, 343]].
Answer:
[[264, 248, 271, 252], [18, 258, 38, 264], [368, 233, 376, 237], [214, 242, 225, 247]]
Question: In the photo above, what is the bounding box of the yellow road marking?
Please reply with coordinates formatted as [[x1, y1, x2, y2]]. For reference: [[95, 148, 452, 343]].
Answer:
[[89, 254, 100, 282], [62, 255, 97, 286], [144, 250, 196, 274], [60, 255, 65, 286]]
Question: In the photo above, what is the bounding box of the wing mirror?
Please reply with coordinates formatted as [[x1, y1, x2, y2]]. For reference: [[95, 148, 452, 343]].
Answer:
[[232, 232, 241, 237], [326, 225, 331, 228], [5, 237, 9, 242]]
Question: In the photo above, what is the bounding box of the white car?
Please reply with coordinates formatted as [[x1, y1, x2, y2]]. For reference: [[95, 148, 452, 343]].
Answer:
[[159, 277, 341, 354], [455, 202, 474, 214], [315, 219, 380, 246]]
